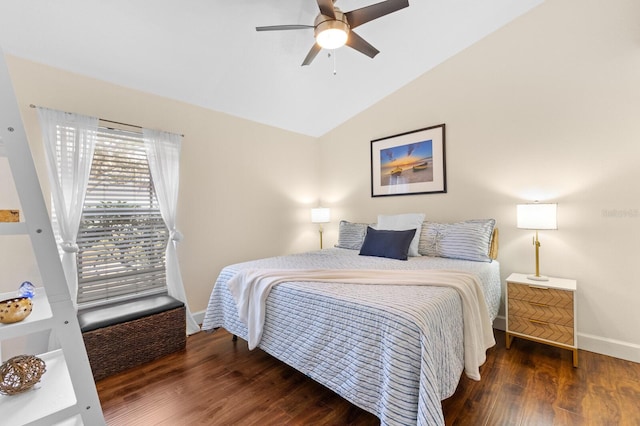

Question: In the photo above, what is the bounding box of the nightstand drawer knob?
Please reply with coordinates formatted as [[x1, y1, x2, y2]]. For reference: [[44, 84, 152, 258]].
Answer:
[[528, 285, 549, 290]]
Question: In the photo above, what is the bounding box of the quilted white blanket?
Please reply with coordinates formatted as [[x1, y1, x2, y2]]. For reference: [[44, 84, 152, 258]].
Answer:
[[228, 268, 495, 381]]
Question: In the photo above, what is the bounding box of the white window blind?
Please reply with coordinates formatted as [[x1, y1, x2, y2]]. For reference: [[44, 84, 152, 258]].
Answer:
[[76, 127, 168, 306]]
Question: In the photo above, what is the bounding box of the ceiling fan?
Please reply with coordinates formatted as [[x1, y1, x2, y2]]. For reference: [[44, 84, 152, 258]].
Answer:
[[256, 0, 409, 66]]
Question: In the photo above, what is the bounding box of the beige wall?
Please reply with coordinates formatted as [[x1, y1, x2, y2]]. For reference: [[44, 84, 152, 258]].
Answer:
[[0, 56, 320, 314], [318, 0, 640, 362]]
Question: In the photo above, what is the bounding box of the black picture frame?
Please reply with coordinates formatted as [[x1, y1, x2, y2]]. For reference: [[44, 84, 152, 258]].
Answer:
[[371, 124, 446, 197]]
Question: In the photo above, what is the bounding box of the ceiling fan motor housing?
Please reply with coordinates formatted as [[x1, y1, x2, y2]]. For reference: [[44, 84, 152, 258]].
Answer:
[[314, 9, 350, 48]]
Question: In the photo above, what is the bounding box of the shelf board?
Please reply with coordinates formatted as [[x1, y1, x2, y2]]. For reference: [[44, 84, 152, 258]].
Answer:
[[0, 288, 53, 340], [0, 349, 78, 425]]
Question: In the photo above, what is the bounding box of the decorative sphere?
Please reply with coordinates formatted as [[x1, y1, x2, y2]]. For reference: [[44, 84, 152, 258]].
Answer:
[[0, 355, 46, 395]]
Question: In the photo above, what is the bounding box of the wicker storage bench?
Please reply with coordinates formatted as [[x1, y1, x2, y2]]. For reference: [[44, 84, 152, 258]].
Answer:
[[78, 295, 186, 381]]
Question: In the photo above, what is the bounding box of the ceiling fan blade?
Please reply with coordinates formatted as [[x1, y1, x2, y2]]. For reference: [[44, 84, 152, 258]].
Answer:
[[256, 25, 314, 31], [316, 0, 336, 19], [302, 43, 322, 66], [346, 31, 379, 58], [345, 0, 409, 29]]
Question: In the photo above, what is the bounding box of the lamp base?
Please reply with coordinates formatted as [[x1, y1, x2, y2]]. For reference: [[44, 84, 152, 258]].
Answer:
[[527, 274, 550, 282]]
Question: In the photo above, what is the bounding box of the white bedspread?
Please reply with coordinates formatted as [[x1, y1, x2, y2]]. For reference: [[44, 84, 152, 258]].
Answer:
[[228, 268, 495, 381]]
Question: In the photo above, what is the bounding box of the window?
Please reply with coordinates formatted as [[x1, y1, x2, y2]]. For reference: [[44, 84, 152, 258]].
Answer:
[[75, 127, 168, 307]]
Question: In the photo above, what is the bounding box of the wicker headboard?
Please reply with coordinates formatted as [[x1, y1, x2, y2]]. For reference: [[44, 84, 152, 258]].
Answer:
[[489, 228, 499, 260]]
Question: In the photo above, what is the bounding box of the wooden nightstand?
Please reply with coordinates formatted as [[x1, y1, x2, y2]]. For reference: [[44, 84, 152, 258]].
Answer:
[[505, 273, 578, 367]]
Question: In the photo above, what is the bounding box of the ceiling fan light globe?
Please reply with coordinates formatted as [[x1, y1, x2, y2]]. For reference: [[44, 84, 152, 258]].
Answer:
[[316, 28, 348, 49]]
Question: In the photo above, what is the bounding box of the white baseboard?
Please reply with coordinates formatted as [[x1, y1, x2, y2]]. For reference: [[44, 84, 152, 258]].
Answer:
[[493, 315, 640, 363], [578, 332, 640, 364], [192, 309, 206, 327]]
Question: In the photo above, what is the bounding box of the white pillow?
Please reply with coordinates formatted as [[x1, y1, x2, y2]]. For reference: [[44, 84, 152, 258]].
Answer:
[[377, 213, 425, 257]]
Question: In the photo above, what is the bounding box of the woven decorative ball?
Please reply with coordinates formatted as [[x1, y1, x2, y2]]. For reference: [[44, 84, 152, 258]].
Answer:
[[0, 355, 46, 395], [0, 296, 33, 324]]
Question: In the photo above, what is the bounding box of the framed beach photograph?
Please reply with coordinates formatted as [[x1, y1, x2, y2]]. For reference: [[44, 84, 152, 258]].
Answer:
[[370, 124, 446, 197]]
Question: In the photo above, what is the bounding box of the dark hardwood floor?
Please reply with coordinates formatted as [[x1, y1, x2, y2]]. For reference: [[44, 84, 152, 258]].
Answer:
[[97, 328, 640, 425]]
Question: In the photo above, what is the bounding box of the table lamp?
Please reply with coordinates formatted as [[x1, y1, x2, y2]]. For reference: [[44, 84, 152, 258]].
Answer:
[[517, 202, 557, 281], [311, 207, 330, 249]]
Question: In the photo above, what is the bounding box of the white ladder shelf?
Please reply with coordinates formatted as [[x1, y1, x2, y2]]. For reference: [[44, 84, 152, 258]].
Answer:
[[0, 50, 105, 425]]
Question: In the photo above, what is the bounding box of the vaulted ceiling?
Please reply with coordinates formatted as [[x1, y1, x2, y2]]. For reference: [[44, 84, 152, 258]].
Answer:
[[0, 0, 543, 137]]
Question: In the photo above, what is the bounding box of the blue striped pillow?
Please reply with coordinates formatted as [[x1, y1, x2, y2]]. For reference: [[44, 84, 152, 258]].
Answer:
[[335, 220, 370, 250], [418, 222, 440, 257], [419, 219, 495, 262]]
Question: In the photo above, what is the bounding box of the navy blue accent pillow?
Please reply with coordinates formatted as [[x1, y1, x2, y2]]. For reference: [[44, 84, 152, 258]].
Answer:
[[359, 226, 417, 261]]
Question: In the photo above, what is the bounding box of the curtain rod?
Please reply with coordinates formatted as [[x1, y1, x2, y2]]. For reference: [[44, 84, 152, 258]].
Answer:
[[29, 104, 184, 137]]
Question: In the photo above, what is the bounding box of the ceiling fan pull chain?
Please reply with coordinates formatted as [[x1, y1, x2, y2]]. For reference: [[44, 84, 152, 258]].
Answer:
[[333, 51, 337, 75]]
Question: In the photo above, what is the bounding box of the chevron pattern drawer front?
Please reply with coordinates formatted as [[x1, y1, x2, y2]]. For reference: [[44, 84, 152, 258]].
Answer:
[[508, 299, 573, 327], [505, 273, 578, 366], [508, 315, 574, 346], [507, 282, 573, 309]]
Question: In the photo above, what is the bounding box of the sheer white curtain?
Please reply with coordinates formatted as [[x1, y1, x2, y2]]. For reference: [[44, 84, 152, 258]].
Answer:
[[143, 129, 199, 335], [37, 107, 98, 308]]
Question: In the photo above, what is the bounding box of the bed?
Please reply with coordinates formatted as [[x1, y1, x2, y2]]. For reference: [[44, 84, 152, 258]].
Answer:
[[202, 217, 500, 426]]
